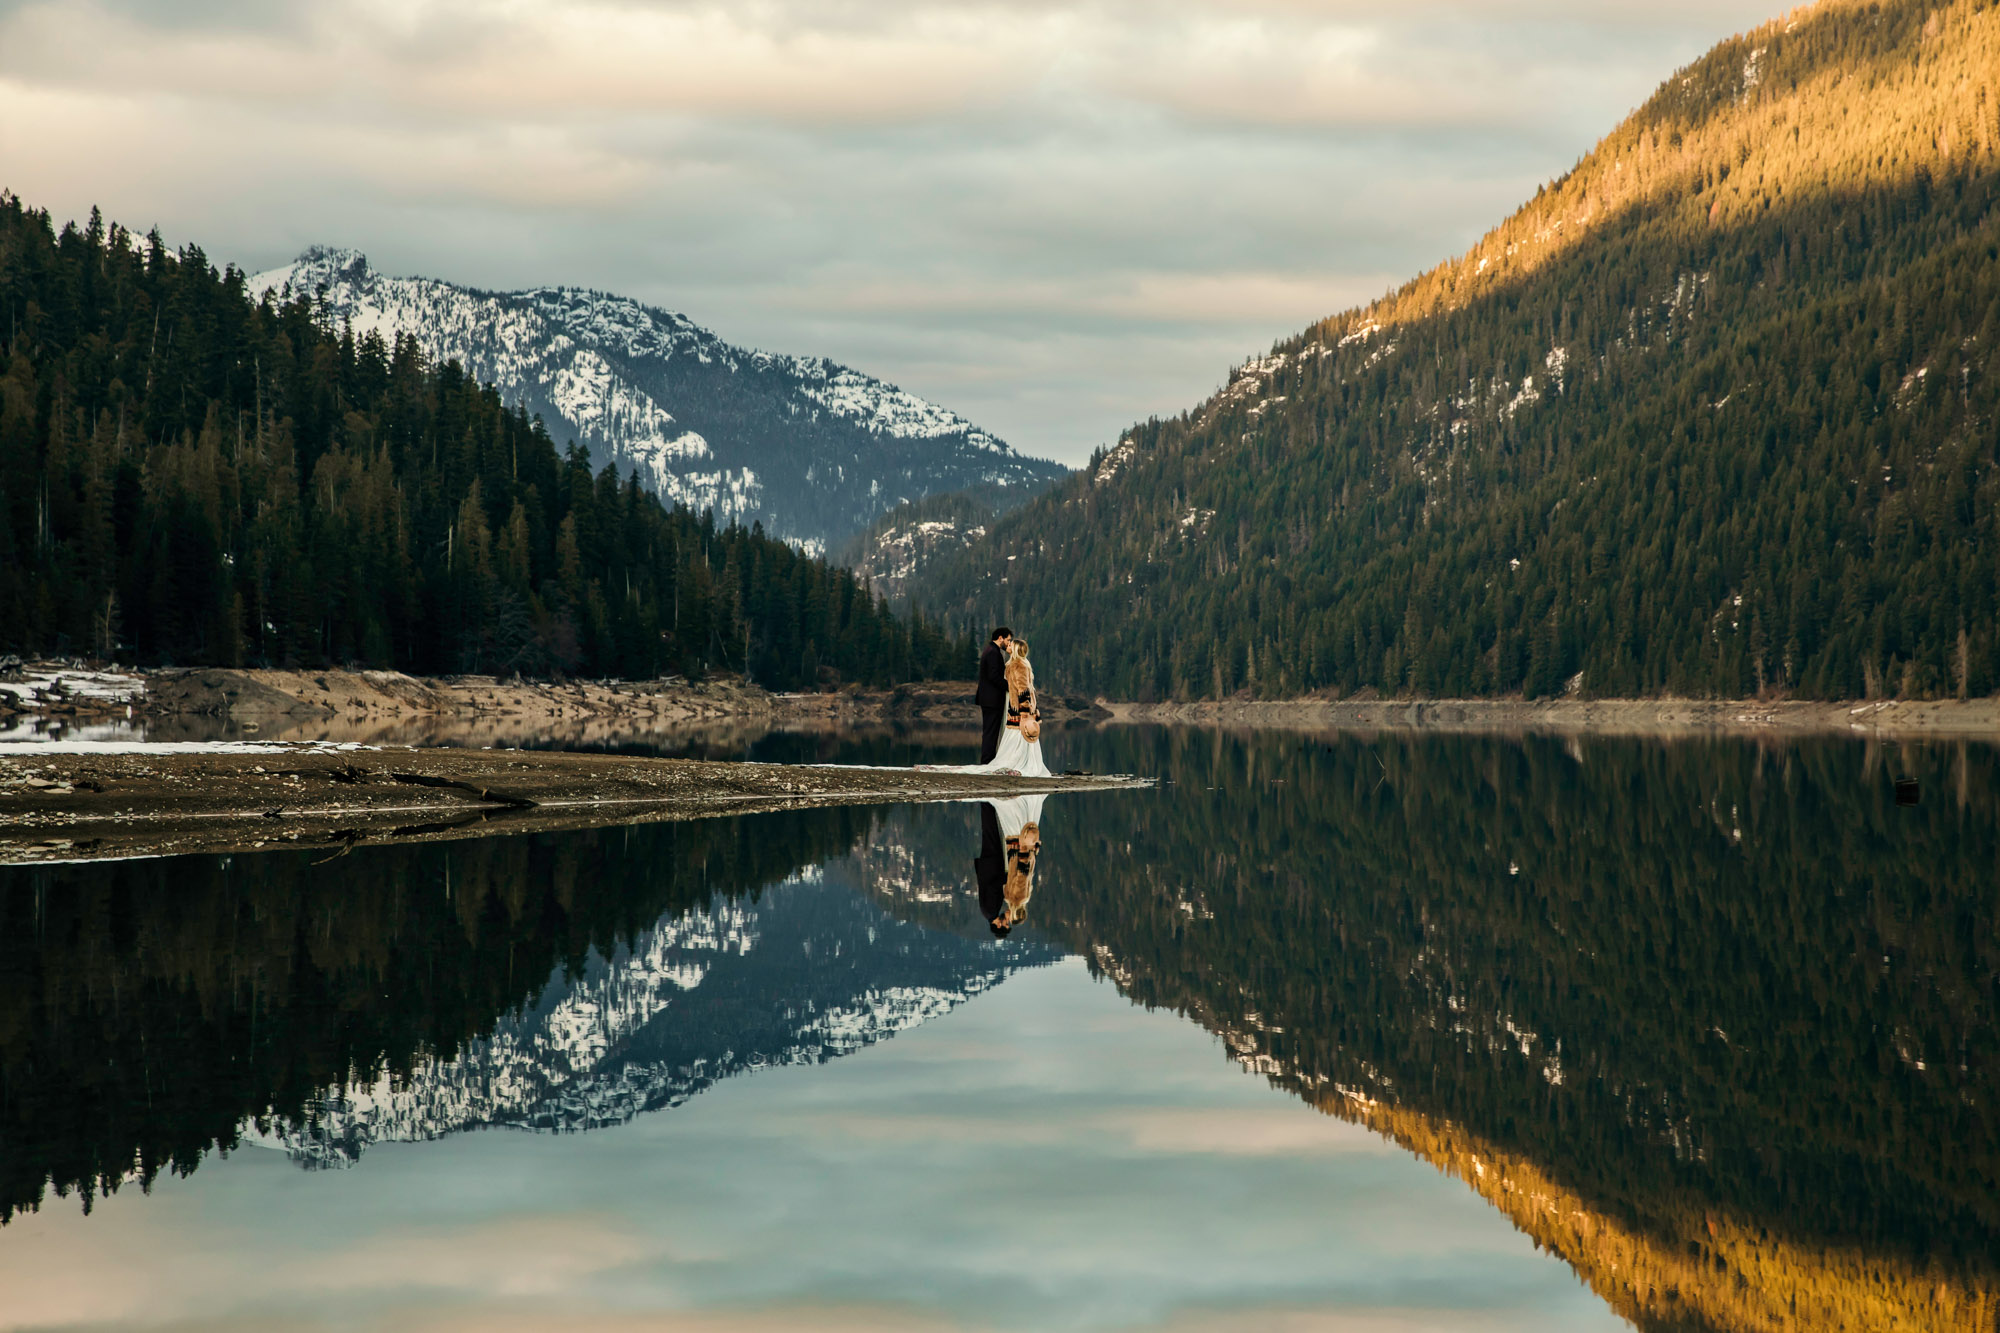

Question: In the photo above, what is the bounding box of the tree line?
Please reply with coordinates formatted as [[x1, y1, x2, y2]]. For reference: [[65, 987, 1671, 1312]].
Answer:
[[0, 194, 974, 687]]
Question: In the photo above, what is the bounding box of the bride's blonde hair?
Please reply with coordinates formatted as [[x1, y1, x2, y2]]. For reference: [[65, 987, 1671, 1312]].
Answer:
[[1007, 639, 1035, 693]]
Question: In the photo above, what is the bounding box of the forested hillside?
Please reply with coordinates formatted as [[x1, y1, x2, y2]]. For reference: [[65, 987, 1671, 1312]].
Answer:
[[918, 0, 2000, 701], [0, 197, 971, 687], [835, 482, 1041, 602]]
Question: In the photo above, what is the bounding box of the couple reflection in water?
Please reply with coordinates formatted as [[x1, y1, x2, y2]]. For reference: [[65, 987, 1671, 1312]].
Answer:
[[973, 795, 1044, 938]]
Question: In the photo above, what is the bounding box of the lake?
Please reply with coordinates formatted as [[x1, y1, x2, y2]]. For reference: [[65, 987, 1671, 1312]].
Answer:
[[1, 726, 1994, 1332]]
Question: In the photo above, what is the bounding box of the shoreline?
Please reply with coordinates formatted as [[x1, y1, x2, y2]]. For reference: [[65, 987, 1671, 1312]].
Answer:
[[0, 746, 1145, 866], [13, 659, 2000, 743], [1100, 695, 2000, 737], [0, 663, 1103, 747]]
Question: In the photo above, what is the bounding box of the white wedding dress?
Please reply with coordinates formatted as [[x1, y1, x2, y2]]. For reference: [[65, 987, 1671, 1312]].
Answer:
[[919, 720, 1051, 777], [989, 793, 1048, 838], [918, 656, 1053, 777], [980, 723, 1053, 778]]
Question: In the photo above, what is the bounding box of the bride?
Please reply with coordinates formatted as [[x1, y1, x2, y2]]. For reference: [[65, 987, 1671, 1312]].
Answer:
[[925, 639, 1051, 778]]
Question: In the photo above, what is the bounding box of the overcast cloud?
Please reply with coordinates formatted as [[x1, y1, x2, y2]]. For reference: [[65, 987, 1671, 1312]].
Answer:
[[0, 0, 1780, 464]]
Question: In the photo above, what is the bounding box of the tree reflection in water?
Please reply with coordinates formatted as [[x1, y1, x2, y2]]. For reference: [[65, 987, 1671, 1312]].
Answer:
[[854, 730, 2000, 1333], [3, 729, 1995, 1332], [0, 805, 889, 1223]]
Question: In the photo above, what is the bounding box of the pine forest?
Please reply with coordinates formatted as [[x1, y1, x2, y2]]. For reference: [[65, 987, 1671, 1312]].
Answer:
[[0, 197, 972, 689]]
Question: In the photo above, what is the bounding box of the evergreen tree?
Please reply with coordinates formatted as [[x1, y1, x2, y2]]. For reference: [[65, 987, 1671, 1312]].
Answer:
[[0, 197, 974, 688]]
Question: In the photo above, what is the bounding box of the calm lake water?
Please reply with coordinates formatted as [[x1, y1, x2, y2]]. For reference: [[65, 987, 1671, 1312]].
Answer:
[[1, 726, 1994, 1332]]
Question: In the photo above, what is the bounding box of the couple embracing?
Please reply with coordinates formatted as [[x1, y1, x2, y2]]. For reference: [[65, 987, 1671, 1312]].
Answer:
[[971, 626, 1050, 778]]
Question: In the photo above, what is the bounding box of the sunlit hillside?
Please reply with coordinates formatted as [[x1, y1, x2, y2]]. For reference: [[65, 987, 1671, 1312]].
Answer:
[[1320, 1092, 1996, 1333], [1347, 0, 1997, 331], [918, 0, 2000, 703]]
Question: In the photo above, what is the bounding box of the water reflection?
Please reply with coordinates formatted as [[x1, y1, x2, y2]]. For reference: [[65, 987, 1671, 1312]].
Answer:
[[977, 797, 1046, 937], [2, 728, 1996, 1331], [0, 804, 1050, 1219], [856, 731, 2000, 1331]]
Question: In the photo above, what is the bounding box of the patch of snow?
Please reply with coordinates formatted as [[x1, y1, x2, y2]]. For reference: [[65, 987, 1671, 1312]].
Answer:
[[779, 357, 1005, 450], [1095, 438, 1139, 486], [1504, 375, 1542, 416], [1741, 45, 1766, 94], [0, 668, 145, 704], [0, 739, 372, 755], [1543, 346, 1569, 390]]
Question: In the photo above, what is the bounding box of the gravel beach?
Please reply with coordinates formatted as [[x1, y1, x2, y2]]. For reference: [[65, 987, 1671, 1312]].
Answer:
[[0, 746, 1144, 865]]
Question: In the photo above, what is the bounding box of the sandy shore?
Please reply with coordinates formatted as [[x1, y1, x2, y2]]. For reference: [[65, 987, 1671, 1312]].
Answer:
[[1103, 695, 2000, 736], [0, 747, 1145, 865]]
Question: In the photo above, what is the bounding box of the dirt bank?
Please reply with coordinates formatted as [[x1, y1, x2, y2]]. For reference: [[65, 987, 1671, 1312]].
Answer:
[[0, 659, 773, 738], [1103, 695, 2000, 736], [151, 667, 771, 728], [0, 747, 1146, 866], [770, 681, 1108, 730], [1, 662, 1100, 748]]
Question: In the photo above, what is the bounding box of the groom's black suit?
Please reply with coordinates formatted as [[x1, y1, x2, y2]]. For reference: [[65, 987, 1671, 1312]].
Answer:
[[974, 803, 1007, 933], [976, 640, 1009, 764]]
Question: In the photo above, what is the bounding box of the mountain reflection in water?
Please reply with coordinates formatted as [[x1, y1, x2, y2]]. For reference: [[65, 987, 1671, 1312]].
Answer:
[[1, 728, 1995, 1332]]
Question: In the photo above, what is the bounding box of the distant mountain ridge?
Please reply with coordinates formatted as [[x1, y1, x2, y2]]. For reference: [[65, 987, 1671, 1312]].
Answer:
[[915, 0, 2000, 702], [251, 248, 1065, 552]]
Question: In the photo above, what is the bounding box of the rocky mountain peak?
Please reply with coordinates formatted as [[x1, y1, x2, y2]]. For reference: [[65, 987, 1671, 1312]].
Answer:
[[251, 252, 1066, 552]]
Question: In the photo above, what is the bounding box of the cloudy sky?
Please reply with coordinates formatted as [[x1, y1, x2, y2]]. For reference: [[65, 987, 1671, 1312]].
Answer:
[[0, 0, 1780, 465]]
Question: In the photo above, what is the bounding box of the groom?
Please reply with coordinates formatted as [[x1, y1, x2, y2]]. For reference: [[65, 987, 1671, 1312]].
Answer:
[[976, 626, 1013, 764]]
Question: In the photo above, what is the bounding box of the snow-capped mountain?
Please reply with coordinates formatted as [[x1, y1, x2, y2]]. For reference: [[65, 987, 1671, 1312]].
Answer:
[[258, 866, 1057, 1168], [250, 247, 1067, 553]]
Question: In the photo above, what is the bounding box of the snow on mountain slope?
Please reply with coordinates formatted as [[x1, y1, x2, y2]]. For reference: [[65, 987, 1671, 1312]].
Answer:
[[254, 867, 1056, 1169], [251, 248, 1066, 552]]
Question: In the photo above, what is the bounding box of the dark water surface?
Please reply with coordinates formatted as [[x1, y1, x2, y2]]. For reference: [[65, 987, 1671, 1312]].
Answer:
[[1, 728, 1995, 1331]]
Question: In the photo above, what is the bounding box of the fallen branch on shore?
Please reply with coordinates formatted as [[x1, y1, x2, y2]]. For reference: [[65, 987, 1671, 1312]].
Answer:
[[388, 771, 540, 809]]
